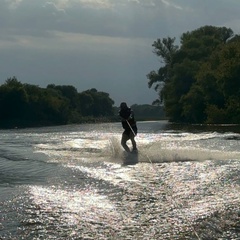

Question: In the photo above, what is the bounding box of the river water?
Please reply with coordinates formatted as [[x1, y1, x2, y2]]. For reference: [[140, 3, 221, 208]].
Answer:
[[0, 121, 240, 240]]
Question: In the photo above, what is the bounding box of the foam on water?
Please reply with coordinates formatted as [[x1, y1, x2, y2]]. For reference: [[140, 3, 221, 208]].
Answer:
[[107, 134, 240, 164], [28, 185, 119, 225]]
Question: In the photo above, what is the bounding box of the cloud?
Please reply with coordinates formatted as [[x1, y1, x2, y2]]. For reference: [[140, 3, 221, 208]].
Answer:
[[78, 0, 112, 9], [2, 0, 240, 51], [5, 0, 23, 9], [161, 0, 183, 10], [1, 0, 240, 105], [43, 2, 66, 14], [1, 0, 190, 39]]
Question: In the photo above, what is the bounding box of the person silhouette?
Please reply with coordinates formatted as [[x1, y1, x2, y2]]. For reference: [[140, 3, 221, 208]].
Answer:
[[118, 102, 137, 152]]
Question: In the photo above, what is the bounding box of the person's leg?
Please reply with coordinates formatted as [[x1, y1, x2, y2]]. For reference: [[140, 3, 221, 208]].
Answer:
[[130, 132, 137, 151], [121, 132, 130, 152]]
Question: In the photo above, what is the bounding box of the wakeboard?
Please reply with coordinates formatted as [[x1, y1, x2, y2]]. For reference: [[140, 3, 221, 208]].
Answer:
[[122, 150, 139, 165]]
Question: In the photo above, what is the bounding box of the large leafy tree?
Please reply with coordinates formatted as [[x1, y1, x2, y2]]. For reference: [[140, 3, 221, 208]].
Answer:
[[148, 25, 235, 123], [147, 37, 178, 105], [197, 40, 240, 123]]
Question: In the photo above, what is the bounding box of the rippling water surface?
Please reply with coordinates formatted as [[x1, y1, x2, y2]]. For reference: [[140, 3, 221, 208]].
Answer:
[[0, 121, 240, 239]]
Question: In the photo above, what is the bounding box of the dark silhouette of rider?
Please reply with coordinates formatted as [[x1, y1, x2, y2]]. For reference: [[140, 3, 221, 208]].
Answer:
[[119, 102, 137, 152]]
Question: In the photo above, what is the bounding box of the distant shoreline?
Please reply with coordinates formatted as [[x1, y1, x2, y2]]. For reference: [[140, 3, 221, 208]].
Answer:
[[0, 117, 168, 130]]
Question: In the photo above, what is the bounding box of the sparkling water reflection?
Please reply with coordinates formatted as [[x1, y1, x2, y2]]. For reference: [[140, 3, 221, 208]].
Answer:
[[0, 121, 240, 239]]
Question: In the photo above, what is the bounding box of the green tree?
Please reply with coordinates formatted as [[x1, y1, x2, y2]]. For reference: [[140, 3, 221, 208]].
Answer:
[[78, 91, 94, 116], [0, 77, 28, 127], [0, 78, 115, 128], [197, 40, 240, 123], [131, 104, 165, 120], [40, 88, 71, 124], [79, 88, 114, 117], [47, 84, 78, 108], [148, 25, 235, 123], [147, 37, 178, 105], [23, 83, 71, 125]]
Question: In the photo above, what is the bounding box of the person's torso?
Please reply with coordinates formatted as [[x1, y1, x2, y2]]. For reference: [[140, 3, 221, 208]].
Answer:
[[119, 108, 136, 128]]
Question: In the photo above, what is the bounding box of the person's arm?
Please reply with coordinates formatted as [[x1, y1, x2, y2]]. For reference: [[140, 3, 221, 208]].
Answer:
[[128, 110, 134, 120]]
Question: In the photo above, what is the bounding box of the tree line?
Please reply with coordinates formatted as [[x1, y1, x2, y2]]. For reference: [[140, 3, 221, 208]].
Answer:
[[0, 77, 165, 128], [0, 77, 115, 128], [131, 104, 165, 121], [147, 25, 240, 124]]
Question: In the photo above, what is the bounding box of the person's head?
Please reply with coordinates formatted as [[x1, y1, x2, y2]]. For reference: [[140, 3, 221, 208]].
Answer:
[[120, 102, 128, 109]]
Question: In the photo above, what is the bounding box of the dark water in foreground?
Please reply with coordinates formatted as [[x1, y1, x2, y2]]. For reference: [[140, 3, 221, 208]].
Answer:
[[0, 121, 240, 239]]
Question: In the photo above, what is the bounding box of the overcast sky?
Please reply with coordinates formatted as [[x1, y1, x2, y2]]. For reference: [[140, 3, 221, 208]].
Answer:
[[1, 0, 240, 106]]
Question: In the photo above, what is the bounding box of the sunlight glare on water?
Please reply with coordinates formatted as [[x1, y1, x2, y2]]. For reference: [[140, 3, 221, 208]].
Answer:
[[28, 185, 119, 224], [1, 122, 240, 239], [67, 163, 139, 187]]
